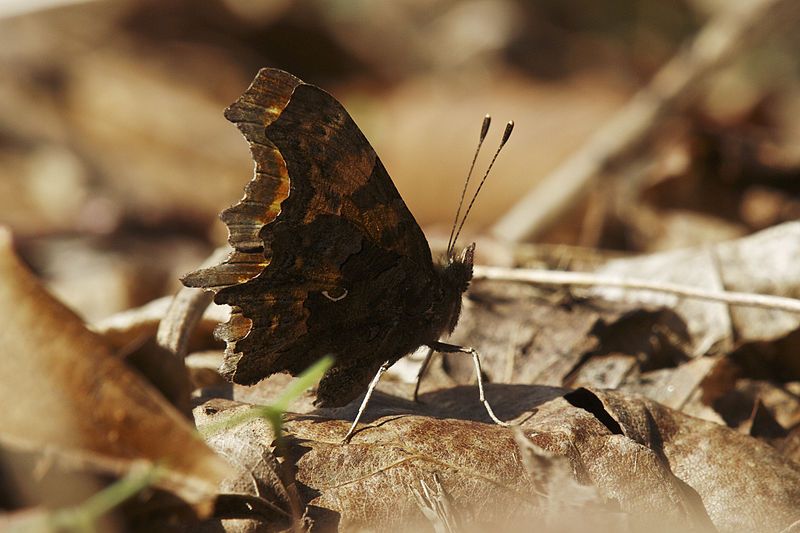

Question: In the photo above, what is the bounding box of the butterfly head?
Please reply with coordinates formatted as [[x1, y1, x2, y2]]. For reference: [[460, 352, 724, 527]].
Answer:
[[437, 242, 475, 334], [444, 242, 475, 292]]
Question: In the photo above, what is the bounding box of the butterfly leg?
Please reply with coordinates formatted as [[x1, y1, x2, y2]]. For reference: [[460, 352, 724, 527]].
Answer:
[[430, 342, 509, 426], [342, 360, 392, 443], [412, 345, 435, 402]]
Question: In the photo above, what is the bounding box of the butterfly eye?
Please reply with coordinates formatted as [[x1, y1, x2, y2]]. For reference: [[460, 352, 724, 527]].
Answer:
[[322, 287, 348, 302]]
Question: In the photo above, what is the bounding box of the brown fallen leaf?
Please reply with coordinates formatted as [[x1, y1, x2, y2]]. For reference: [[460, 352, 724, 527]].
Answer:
[[445, 280, 691, 389], [0, 227, 231, 511], [779, 425, 800, 465], [625, 206, 748, 253], [594, 221, 800, 355], [618, 356, 721, 411], [511, 427, 618, 531], [196, 384, 800, 532], [196, 398, 300, 532], [713, 378, 800, 432], [566, 353, 638, 389], [566, 388, 800, 533]]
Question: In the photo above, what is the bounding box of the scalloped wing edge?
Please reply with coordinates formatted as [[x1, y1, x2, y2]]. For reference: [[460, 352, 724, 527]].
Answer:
[[183, 69, 303, 291]]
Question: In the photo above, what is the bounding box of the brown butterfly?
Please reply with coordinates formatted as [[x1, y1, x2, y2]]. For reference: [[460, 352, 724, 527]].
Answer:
[[183, 68, 512, 441]]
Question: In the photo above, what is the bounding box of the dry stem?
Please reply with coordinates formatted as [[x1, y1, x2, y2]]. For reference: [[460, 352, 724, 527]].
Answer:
[[473, 265, 800, 314]]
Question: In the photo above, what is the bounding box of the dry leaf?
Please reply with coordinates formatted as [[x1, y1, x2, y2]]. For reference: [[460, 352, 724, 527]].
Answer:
[[0, 227, 231, 509], [196, 384, 800, 532], [595, 222, 800, 355], [445, 280, 691, 388]]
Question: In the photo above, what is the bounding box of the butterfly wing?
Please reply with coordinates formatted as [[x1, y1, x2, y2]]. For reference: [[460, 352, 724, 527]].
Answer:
[[183, 69, 437, 406]]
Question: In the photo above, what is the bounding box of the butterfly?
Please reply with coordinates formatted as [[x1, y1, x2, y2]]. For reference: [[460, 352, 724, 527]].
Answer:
[[183, 68, 512, 441]]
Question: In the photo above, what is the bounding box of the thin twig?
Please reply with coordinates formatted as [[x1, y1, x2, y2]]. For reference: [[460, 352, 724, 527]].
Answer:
[[473, 265, 800, 314], [93, 295, 229, 337], [156, 246, 231, 360], [490, 0, 800, 242]]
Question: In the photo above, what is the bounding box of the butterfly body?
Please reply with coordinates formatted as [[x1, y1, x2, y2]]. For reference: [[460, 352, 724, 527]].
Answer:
[[183, 68, 474, 408]]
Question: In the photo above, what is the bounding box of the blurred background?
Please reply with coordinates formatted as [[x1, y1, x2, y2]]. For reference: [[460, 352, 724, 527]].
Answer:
[[1, 0, 799, 322]]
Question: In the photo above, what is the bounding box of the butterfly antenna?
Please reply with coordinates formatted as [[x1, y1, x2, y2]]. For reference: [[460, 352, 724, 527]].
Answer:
[[447, 115, 491, 256], [451, 120, 514, 250]]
